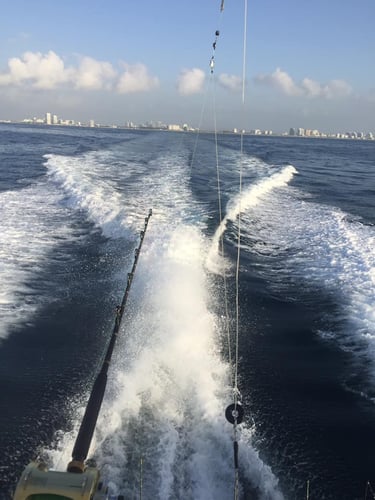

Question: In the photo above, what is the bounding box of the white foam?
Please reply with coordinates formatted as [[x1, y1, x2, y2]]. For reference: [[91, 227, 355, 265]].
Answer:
[[0, 181, 73, 339], [91, 223, 283, 499], [206, 165, 298, 274], [44, 147, 207, 237], [239, 184, 375, 371], [45, 152, 134, 238]]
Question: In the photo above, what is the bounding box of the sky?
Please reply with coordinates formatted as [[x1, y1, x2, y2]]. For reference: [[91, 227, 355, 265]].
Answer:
[[1, 0, 375, 133]]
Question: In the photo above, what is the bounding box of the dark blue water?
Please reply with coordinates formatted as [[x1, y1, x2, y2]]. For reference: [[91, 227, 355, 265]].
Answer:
[[0, 124, 374, 499]]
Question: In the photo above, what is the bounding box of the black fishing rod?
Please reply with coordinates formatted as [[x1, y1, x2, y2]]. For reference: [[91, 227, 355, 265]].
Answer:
[[68, 208, 152, 473], [13, 209, 152, 500]]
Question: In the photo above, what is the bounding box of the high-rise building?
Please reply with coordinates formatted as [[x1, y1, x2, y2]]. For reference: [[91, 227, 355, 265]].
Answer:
[[52, 114, 58, 125], [45, 112, 52, 125]]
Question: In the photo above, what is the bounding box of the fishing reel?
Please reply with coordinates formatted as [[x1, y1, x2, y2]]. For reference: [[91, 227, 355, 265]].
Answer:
[[13, 461, 124, 500]]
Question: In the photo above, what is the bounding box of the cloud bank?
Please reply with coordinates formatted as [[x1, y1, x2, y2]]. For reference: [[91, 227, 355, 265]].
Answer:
[[0, 50, 245, 100], [0, 50, 159, 94], [255, 67, 352, 99], [177, 68, 205, 95], [218, 73, 243, 92], [117, 63, 159, 93]]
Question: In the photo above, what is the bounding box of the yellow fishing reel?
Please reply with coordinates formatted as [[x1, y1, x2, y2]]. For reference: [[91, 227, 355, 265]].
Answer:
[[13, 461, 124, 500]]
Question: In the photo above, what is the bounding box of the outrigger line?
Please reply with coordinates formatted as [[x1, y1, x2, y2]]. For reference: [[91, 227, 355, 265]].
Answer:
[[210, 31, 220, 74], [209, 0, 247, 498], [209, 1, 225, 73]]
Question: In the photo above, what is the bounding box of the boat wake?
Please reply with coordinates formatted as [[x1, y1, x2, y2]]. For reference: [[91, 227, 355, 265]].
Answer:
[[238, 177, 375, 389], [42, 145, 284, 499]]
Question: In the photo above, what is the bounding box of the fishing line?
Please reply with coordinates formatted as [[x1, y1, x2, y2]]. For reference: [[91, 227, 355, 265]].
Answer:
[[213, 84, 233, 375], [189, 1, 225, 174], [68, 210, 153, 472], [227, 1, 248, 499], [208, 1, 248, 499], [187, 1, 234, 389], [365, 480, 375, 500], [206, 0, 235, 385], [189, 1, 248, 497], [187, 0, 235, 406], [235, 0, 248, 397]]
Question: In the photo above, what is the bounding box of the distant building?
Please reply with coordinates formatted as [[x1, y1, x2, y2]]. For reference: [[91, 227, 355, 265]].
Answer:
[[52, 114, 58, 125], [89, 119, 95, 128], [168, 124, 182, 131], [45, 112, 52, 125], [59, 119, 75, 126]]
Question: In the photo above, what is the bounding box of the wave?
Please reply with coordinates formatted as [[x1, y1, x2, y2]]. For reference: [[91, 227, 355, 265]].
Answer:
[[45, 152, 136, 239], [0, 180, 74, 339], [238, 180, 375, 376], [206, 165, 298, 274], [44, 144, 207, 238]]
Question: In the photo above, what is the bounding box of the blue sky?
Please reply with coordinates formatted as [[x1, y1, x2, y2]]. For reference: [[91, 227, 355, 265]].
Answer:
[[1, 0, 375, 132]]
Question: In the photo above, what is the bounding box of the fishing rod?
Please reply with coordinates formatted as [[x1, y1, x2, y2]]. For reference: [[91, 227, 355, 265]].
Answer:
[[13, 209, 152, 500]]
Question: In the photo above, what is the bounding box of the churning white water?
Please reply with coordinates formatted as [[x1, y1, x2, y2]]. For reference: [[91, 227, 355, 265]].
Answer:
[[44, 144, 284, 499]]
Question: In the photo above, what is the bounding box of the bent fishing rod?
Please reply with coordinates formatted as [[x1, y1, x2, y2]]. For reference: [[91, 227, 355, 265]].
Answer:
[[13, 209, 152, 500]]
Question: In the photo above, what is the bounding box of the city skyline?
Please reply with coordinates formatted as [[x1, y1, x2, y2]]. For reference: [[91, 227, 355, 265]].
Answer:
[[0, 1, 375, 132], [2, 111, 374, 141]]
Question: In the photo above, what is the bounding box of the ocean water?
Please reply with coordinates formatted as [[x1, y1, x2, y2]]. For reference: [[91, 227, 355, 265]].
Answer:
[[0, 123, 374, 499]]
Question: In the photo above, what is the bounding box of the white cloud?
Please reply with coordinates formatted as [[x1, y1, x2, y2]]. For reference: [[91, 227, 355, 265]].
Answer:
[[321, 79, 352, 99], [177, 68, 205, 95], [116, 63, 159, 93], [255, 67, 352, 99], [74, 56, 117, 90], [301, 77, 322, 97], [218, 73, 243, 92], [0, 51, 71, 89], [0, 50, 159, 94], [255, 67, 302, 96]]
